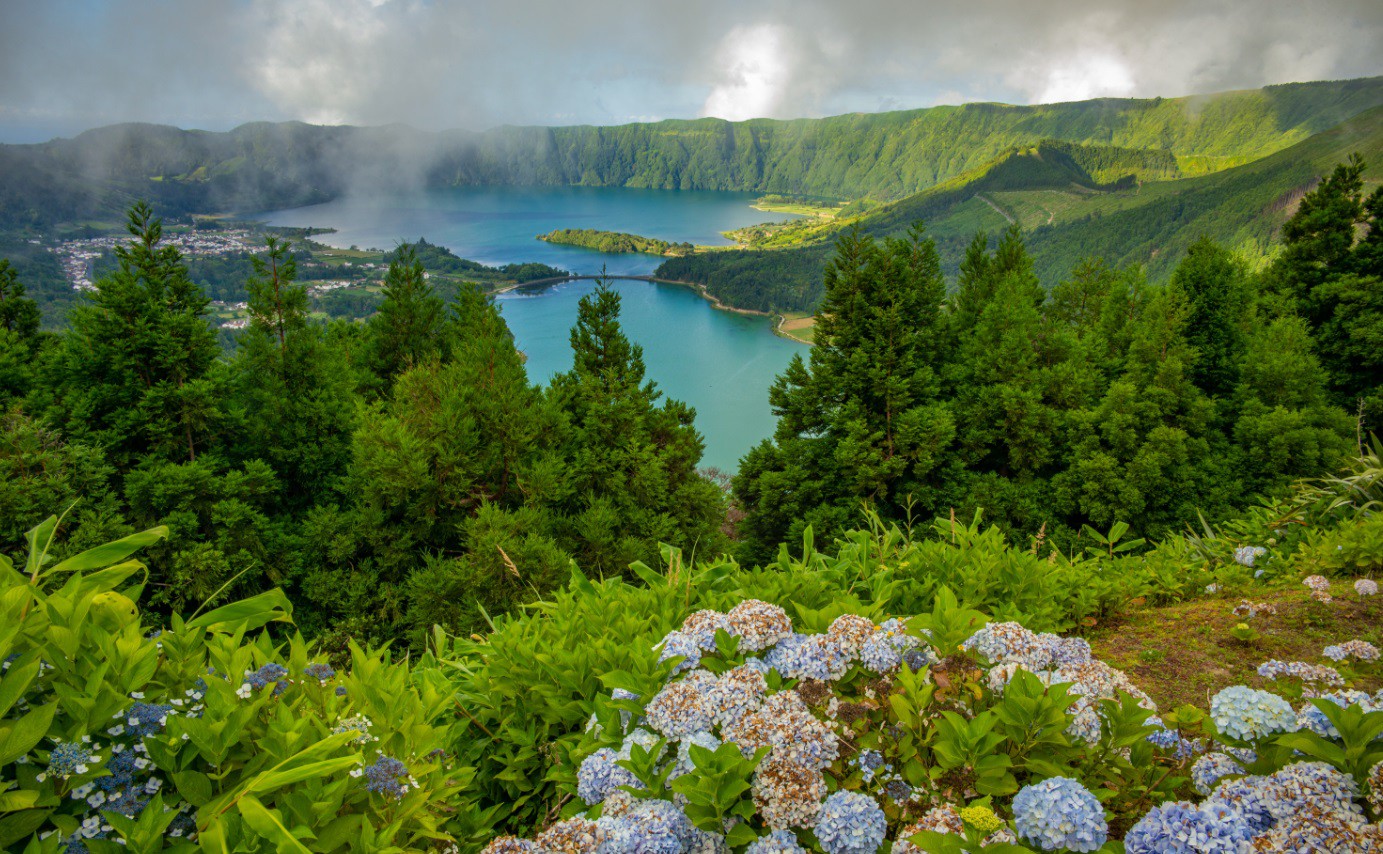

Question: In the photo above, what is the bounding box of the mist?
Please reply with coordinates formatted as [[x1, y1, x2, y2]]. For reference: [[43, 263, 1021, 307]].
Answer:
[[1, 0, 1379, 141]]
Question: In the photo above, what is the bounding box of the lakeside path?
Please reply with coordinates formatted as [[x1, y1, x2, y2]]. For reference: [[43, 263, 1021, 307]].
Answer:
[[493, 274, 814, 345]]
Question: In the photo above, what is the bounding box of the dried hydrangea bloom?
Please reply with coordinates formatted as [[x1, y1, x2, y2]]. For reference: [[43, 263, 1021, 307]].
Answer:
[[479, 837, 540, 854], [1355, 578, 1378, 597], [645, 680, 714, 739], [1323, 639, 1379, 662], [752, 756, 827, 829], [681, 610, 733, 651], [725, 690, 838, 770], [1248, 802, 1383, 850], [826, 614, 876, 656], [892, 805, 965, 853], [534, 817, 607, 852], [726, 600, 793, 652], [711, 664, 767, 729], [1302, 575, 1333, 603]]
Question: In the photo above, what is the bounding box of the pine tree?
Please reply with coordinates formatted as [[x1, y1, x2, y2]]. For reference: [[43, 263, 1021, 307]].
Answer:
[[366, 244, 448, 391], [1169, 237, 1249, 399], [548, 277, 724, 573], [231, 237, 357, 506], [734, 226, 955, 562], [43, 202, 221, 467]]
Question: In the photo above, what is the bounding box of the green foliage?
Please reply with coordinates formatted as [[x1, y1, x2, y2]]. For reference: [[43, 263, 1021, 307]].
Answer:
[[538, 229, 690, 256], [734, 212, 1362, 560], [0, 519, 490, 852]]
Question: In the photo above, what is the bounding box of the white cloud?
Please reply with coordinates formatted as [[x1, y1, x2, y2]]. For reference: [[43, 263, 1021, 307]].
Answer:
[[701, 23, 796, 121]]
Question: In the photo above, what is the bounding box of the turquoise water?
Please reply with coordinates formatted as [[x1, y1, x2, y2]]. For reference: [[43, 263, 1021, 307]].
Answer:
[[258, 186, 807, 470], [259, 185, 797, 276]]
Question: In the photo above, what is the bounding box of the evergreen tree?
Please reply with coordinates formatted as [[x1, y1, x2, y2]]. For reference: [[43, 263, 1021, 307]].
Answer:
[[734, 227, 954, 561], [230, 237, 357, 506], [366, 244, 448, 391], [1269, 155, 1383, 427], [1169, 237, 1249, 398], [0, 260, 42, 404], [549, 278, 724, 572], [41, 202, 221, 468]]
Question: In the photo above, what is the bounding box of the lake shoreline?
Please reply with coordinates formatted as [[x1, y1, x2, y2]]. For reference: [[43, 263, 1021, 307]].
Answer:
[[494, 274, 813, 346]]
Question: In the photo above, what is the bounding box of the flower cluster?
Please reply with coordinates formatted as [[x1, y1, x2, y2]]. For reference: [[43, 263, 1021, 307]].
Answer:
[[1012, 777, 1108, 852], [331, 714, 378, 745], [1356, 578, 1379, 597], [303, 662, 336, 685], [1124, 801, 1255, 853], [360, 755, 414, 800], [1190, 752, 1245, 795], [576, 748, 638, 805], [1209, 686, 1298, 741], [1256, 659, 1344, 687], [1231, 599, 1276, 618], [1303, 574, 1333, 603], [813, 790, 887, 854], [1233, 545, 1267, 567], [236, 662, 289, 698], [1322, 639, 1380, 662]]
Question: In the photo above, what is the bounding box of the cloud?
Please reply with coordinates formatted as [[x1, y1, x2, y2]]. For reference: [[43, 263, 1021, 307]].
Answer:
[[0, 0, 1379, 140]]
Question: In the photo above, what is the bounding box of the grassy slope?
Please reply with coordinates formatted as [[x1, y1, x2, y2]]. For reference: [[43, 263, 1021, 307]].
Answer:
[[1091, 585, 1381, 710]]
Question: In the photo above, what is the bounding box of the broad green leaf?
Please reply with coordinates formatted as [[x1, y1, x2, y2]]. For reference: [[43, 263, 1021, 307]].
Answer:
[[0, 703, 56, 766], [49, 527, 168, 575], [237, 796, 311, 853], [187, 588, 293, 632]]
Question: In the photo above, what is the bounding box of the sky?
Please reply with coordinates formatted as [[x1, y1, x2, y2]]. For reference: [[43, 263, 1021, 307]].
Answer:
[[1, 0, 1380, 143]]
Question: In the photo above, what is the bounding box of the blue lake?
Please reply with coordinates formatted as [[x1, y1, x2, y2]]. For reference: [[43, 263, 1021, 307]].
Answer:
[[259, 186, 808, 471]]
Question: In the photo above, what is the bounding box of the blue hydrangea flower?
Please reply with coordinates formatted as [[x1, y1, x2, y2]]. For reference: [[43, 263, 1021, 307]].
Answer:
[[124, 703, 173, 737], [1205, 774, 1275, 832], [852, 749, 885, 784], [1234, 546, 1266, 567], [1123, 801, 1254, 853], [657, 631, 703, 675], [304, 662, 336, 684], [1209, 686, 1297, 741], [884, 779, 913, 804], [644, 680, 713, 739], [363, 755, 411, 800], [47, 742, 94, 779], [576, 748, 638, 805], [1012, 777, 1108, 852], [813, 791, 886, 854], [97, 750, 137, 792], [600, 799, 695, 854], [745, 830, 808, 853], [1191, 753, 1246, 795], [765, 634, 848, 681]]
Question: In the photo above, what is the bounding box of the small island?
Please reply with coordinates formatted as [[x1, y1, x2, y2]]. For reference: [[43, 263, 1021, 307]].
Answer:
[[537, 228, 694, 256]]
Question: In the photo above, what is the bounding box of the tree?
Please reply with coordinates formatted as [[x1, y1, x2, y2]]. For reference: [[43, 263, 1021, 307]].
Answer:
[[230, 238, 357, 507], [548, 277, 725, 572], [1169, 237, 1249, 399], [1269, 154, 1383, 428], [40, 202, 222, 468], [0, 259, 42, 404], [734, 226, 955, 561], [365, 244, 448, 392]]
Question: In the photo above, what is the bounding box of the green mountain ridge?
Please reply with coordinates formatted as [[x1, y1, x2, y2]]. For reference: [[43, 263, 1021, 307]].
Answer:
[[657, 104, 1383, 312], [2, 77, 1381, 230]]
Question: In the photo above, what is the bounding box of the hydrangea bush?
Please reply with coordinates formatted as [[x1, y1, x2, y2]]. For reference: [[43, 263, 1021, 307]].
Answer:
[[483, 584, 1383, 853], [0, 517, 491, 852]]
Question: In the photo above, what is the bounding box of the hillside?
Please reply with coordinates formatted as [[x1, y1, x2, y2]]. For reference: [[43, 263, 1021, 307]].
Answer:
[[659, 105, 1383, 312], [1, 77, 1380, 230]]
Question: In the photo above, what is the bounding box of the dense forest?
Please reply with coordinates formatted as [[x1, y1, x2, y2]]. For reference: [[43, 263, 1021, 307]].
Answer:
[[0, 207, 723, 648], [731, 155, 1382, 560]]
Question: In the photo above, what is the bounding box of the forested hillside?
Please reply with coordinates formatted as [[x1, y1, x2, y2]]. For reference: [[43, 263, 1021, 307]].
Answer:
[[1, 77, 1379, 229]]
